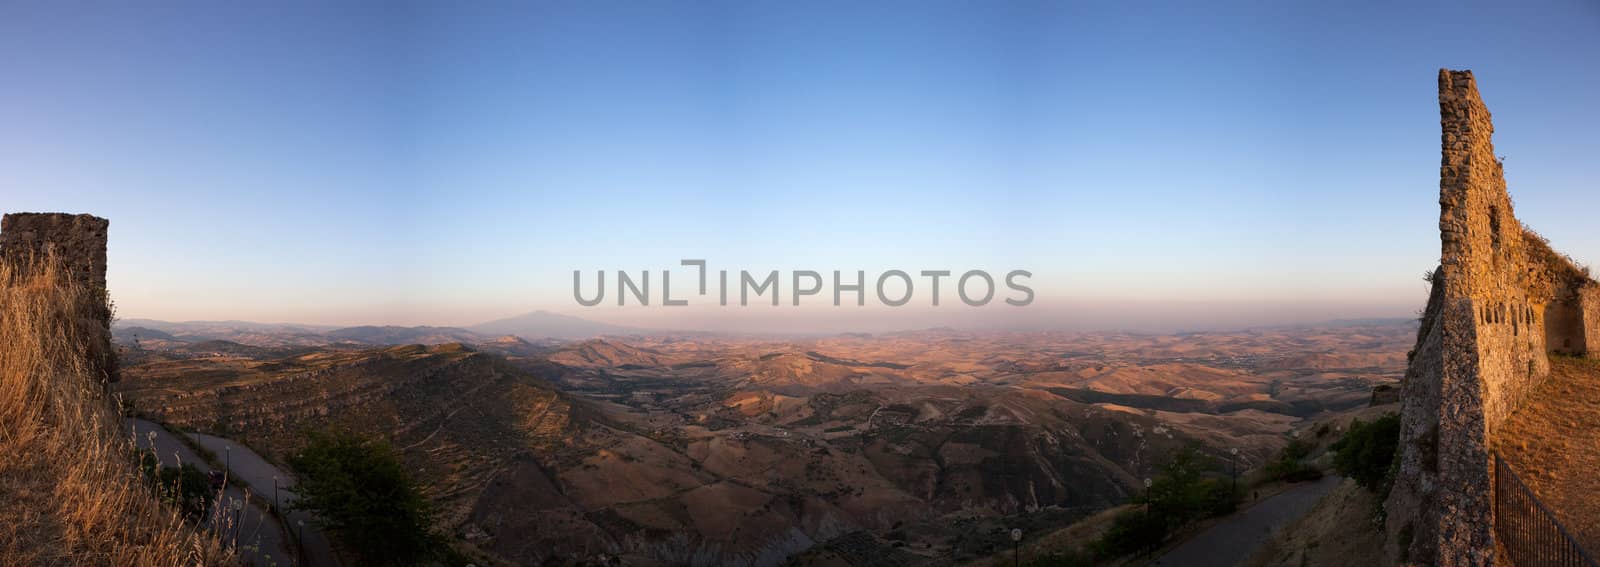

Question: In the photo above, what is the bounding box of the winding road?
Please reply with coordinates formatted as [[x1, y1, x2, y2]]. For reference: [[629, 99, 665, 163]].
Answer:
[[187, 432, 340, 567], [128, 418, 291, 566], [127, 419, 340, 566], [1153, 474, 1342, 567]]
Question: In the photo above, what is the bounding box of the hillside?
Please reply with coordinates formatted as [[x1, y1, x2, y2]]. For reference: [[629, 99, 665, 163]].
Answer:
[[469, 309, 640, 339], [0, 258, 228, 564], [114, 322, 1412, 565]]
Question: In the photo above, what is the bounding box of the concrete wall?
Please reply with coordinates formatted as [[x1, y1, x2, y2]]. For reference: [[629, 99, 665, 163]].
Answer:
[[1384, 69, 1599, 567]]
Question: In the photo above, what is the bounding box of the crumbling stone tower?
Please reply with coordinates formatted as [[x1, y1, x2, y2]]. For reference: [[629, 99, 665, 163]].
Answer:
[[0, 213, 109, 290], [1384, 70, 1600, 566], [0, 212, 116, 381]]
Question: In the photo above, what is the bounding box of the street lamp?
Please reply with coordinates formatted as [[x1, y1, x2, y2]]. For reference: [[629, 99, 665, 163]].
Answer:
[[230, 498, 244, 547], [1143, 477, 1154, 555], [224, 445, 231, 473], [1010, 527, 1022, 567], [1230, 447, 1240, 494], [297, 520, 306, 563], [272, 475, 279, 513]]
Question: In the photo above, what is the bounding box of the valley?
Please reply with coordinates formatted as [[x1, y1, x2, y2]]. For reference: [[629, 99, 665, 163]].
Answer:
[[111, 320, 1412, 566]]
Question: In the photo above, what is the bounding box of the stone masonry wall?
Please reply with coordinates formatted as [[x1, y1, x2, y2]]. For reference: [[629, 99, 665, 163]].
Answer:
[[0, 213, 110, 291], [0, 212, 115, 381], [1385, 70, 1598, 566], [1583, 285, 1600, 355]]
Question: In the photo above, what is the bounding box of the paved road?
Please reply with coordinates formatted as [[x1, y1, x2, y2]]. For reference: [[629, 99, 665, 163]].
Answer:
[[188, 432, 341, 567], [1153, 474, 1343, 567], [127, 419, 292, 567]]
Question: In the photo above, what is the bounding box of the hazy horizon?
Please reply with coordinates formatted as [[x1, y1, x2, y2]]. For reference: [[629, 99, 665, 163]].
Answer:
[[5, 1, 1599, 332], [117, 300, 1421, 336]]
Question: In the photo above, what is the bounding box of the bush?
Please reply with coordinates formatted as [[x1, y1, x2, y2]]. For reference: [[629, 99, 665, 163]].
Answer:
[[1199, 477, 1240, 517], [1088, 445, 1244, 560], [1146, 446, 1239, 525], [1094, 507, 1168, 557], [1332, 414, 1400, 490], [1263, 438, 1322, 483], [1023, 547, 1095, 567], [288, 429, 441, 564], [136, 451, 214, 519]]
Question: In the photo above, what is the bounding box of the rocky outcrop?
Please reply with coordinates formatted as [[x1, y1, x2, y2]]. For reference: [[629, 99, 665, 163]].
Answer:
[[1384, 70, 1598, 566]]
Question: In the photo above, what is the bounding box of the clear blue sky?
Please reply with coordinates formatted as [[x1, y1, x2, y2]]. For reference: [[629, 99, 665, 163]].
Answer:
[[2, 1, 1597, 331]]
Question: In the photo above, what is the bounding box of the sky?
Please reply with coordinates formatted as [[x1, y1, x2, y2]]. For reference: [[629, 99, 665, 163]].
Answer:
[[2, 1, 1598, 332]]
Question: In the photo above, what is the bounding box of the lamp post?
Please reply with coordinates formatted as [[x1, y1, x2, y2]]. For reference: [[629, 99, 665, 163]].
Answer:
[[1143, 477, 1154, 555], [225, 444, 231, 474], [1010, 528, 1022, 567], [230, 498, 243, 547], [297, 520, 306, 564], [1143, 477, 1153, 516], [272, 475, 279, 514], [1230, 447, 1240, 494]]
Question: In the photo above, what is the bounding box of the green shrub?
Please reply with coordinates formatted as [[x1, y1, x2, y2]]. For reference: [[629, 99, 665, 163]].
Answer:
[[136, 450, 213, 519], [1199, 477, 1241, 517], [1090, 445, 1243, 560], [1262, 438, 1322, 484], [288, 429, 441, 564], [1146, 446, 1241, 525], [1094, 507, 1167, 557], [1024, 547, 1096, 566], [1331, 414, 1400, 490]]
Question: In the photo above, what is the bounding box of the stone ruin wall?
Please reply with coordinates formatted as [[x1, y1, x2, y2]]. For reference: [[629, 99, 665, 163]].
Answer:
[[0, 213, 109, 291], [0, 212, 115, 381], [1385, 70, 1599, 566]]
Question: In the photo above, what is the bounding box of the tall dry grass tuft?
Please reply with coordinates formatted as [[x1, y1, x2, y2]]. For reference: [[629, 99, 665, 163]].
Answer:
[[0, 255, 232, 565]]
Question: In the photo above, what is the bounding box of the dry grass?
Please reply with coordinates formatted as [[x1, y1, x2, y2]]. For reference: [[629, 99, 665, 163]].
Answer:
[[0, 256, 232, 565], [1494, 356, 1600, 553]]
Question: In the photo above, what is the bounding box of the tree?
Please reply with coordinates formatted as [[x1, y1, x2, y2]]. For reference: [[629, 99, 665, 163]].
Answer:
[[1147, 445, 1238, 525], [288, 429, 439, 565], [1093, 507, 1167, 557], [137, 450, 213, 519], [1264, 438, 1324, 483], [1331, 414, 1400, 491], [1086, 445, 1245, 561]]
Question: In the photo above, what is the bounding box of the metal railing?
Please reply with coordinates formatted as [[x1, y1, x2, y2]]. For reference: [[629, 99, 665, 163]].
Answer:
[[1495, 453, 1599, 567]]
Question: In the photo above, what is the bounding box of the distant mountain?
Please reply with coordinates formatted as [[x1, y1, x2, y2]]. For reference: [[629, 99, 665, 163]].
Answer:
[[547, 338, 677, 368], [325, 325, 485, 345], [117, 318, 337, 335], [180, 340, 275, 358], [115, 311, 649, 348], [468, 310, 638, 339], [1320, 317, 1419, 328], [114, 319, 334, 347], [113, 326, 180, 343], [475, 335, 561, 357]]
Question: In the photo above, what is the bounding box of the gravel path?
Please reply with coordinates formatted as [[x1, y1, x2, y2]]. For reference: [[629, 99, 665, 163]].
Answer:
[[1153, 474, 1342, 567]]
